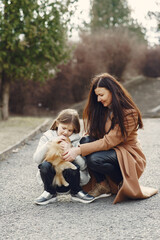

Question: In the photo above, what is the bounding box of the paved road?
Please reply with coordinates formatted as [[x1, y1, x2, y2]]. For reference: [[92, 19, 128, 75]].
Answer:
[[0, 118, 160, 240], [126, 77, 160, 118]]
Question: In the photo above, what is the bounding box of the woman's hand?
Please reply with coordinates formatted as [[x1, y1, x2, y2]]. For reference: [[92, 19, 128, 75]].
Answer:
[[63, 147, 81, 162]]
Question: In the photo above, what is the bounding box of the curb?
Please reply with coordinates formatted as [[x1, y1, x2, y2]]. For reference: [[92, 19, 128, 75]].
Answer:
[[0, 118, 52, 161]]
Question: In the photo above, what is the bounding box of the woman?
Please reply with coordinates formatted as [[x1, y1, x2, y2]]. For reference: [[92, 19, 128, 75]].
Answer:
[[63, 73, 158, 204]]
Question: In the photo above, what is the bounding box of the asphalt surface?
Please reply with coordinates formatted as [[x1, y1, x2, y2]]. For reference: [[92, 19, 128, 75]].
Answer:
[[0, 118, 160, 240], [126, 77, 160, 118], [0, 77, 160, 240]]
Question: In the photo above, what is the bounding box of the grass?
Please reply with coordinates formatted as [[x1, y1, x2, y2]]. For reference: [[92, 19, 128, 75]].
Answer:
[[0, 116, 49, 152]]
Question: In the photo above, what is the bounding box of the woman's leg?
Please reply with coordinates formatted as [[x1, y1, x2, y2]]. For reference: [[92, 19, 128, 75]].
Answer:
[[87, 150, 122, 184], [80, 136, 122, 184], [38, 161, 56, 194]]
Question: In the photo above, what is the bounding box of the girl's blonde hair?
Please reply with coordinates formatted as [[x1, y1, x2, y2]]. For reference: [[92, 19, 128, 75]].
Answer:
[[50, 109, 80, 133]]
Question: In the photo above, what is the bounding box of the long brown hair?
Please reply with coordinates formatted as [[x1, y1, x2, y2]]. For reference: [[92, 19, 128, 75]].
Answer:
[[83, 73, 143, 139], [50, 109, 80, 133]]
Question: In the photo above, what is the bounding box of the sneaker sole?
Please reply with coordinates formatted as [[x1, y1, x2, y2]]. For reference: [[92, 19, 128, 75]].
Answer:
[[34, 198, 57, 205], [57, 190, 71, 195], [71, 196, 95, 204], [95, 193, 111, 200]]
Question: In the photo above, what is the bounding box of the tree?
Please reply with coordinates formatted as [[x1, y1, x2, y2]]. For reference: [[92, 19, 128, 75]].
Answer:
[[127, 19, 146, 43], [89, 0, 131, 31], [88, 0, 146, 41], [148, 1, 160, 43], [0, 0, 77, 120]]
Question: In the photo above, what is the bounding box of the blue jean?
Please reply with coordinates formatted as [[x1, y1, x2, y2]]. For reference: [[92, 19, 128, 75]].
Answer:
[[80, 136, 123, 184], [38, 161, 81, 194]]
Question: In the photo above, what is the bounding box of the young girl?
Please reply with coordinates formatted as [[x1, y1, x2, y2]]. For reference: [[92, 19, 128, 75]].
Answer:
[[33, 109, 94, 205]]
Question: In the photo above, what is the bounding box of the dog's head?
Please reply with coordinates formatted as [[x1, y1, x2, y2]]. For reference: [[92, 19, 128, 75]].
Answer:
[[45, 137, 71, 162], [45, 141, 62, 161]]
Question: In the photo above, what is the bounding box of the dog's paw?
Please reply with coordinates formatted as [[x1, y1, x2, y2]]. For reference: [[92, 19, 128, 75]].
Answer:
[[71, 165, 77, 170], [63, 181, 69, 187], [67, 162, 77, 170]]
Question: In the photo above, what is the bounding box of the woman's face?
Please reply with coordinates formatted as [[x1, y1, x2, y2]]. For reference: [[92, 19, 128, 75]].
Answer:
[[94, 87, 112, 107]]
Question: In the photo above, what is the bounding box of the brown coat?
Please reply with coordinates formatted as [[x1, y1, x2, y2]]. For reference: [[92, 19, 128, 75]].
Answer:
[[81, 109, 158, 204]]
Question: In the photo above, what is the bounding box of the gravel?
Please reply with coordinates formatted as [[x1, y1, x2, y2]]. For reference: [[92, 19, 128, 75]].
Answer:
[[0, 118, 159, 240]]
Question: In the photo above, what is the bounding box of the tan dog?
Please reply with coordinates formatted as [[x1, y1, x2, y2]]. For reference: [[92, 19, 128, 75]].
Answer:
[[45, 138, 77, 187]]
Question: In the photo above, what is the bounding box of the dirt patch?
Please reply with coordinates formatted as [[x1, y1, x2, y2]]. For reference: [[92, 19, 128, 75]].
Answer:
[[0, 117, 49, 152]]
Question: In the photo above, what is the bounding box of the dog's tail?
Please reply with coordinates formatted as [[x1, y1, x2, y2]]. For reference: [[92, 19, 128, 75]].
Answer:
[[53, 173, 69, 187]]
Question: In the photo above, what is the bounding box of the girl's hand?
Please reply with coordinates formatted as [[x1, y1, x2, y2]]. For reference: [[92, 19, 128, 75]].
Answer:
[[82, 132, 89, 136], [63, 147, 81, 162], [53, 135, 67, 143], [60, 140, 71, 152]]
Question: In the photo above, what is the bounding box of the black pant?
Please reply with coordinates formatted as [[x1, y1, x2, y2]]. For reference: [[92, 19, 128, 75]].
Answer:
[[38, 161, 81, 194], [80, 136, 123, 184]]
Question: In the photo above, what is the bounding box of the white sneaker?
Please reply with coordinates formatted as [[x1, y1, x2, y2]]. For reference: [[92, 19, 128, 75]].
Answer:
[[34, 191, 57, 205], [71, 191, 95, 203]]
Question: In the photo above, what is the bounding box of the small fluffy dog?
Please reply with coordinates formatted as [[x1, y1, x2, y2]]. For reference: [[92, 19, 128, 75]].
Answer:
[[45, 138, 77, 187]]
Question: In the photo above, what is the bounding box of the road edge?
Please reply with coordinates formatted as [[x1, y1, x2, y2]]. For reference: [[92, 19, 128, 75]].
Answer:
[[0, 118, 52, 161]]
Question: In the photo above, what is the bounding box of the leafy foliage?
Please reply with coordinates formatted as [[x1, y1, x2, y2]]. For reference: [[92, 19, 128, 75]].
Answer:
[[88, 0, 146, 42], [0, 0, 77, 82], [0, 0, 77, 119], [148, 1, 160, 43], [90, 0, 131, 30]]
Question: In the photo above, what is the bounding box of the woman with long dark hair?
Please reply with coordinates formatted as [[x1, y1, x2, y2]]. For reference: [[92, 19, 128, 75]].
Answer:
[[63, 73, 158, 204]]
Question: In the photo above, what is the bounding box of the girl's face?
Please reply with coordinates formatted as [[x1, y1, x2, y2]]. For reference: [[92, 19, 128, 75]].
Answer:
[[95, 87, 112, 107], [56, 122, 74, 137]]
